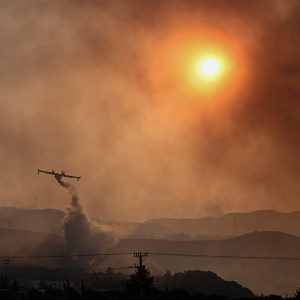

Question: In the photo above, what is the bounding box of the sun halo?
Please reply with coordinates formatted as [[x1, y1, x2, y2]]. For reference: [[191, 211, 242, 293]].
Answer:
[[150, 29, 246, 109]]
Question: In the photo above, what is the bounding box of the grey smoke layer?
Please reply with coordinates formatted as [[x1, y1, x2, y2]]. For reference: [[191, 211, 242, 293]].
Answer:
[[57, 178, 116, 265]]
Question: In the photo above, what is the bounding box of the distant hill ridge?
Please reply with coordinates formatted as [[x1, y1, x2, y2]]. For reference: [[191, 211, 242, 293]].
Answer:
[[109, 230, 300, 296], [0, 207, 65, 236], [155, 270, 254, 299], [1, 207, 300, 239], [0, 227, 298, 295], [144, 210, 300, 237]]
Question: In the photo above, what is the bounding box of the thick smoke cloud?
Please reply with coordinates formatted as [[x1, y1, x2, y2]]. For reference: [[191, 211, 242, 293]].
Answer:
[[0, 0, 300, 221], [56, 177, 117, 265]]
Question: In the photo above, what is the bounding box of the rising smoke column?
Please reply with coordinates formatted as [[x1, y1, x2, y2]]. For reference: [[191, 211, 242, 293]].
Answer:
[[56, 178, 117, 266]]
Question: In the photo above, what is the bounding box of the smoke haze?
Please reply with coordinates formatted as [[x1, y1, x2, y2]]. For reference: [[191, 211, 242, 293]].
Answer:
[[0, 1, 300, 221], [56, 178, 117, 265]]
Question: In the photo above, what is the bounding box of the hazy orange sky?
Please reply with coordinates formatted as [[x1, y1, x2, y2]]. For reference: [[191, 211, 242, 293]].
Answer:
[[1, 0, 300, 222]]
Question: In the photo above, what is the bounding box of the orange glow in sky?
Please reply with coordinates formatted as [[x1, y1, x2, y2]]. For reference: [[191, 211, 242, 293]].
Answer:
[[150, 29, 246, 109]]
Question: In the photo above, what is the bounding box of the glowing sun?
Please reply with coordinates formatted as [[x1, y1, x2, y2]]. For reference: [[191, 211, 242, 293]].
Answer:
[[201, 59, 219, 76]]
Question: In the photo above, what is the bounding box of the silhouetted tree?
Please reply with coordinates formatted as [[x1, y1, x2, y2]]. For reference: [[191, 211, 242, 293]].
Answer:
[[66, 278, 70, 289], [122, 266, 154, 296], [45, 287, 64, 299], [102, 277, 113, 290], [38, 278, 49, 291], [190, 291, 209, 300], [295, 288, 300, 299], [164, 270, 173, 291], [169, 288, 190, 300], [81, 279, 85, 293], [1, 276, 4, 290], [173, 272, 182, 289], [105, 267, 114, 276], [91, 272, 101, 290], [103, 267, 115, 290], [1, 275, 9, 290], [27, 287, 43, 300], [64, 278, 80, 300], [265, 295, 283, 300], [11, 278, 19, 292]]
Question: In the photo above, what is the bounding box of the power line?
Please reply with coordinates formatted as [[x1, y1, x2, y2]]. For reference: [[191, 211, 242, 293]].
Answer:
[[149, 253, 300, 261], [1, 252, 300, 261], [0, 253, 134, 259], [0, 267, 130, 272]]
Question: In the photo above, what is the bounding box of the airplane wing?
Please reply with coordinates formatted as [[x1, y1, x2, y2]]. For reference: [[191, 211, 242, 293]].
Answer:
[[62, 174, 81, 181], [38, 169, 81, 181], [37, 169, 54, 175]]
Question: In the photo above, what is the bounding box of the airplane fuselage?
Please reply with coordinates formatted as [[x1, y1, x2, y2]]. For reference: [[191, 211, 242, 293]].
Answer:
[[37, 169, 81, 181]]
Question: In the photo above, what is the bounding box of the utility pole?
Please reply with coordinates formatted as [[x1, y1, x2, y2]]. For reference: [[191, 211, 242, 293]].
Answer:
[[134, 253, 148, 300], [4, 258, 10, 276]]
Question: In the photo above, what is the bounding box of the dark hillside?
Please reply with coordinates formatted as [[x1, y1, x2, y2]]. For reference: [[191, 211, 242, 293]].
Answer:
[[155, 270, 254, 299], [0, 209, 299, 295], [107, 231, 300, 296], [145, 210, 300, 237], [3, 208, 300, 240], [0, 228, 297, 295], [0, 207, 65, 235], [0, 228, 69, 269]]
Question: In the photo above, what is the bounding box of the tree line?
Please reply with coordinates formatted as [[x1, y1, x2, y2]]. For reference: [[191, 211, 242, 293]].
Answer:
[[0, 268, 299, 300]]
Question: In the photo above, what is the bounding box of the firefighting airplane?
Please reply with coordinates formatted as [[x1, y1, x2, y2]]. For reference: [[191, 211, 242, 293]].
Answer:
[[37, 169, 81, 181]]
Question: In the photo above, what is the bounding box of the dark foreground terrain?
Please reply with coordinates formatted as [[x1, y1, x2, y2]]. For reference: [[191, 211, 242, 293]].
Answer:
[[0, 269, 253, 299], [0, 287, 299, 300], [1, 208, 300, 295]]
